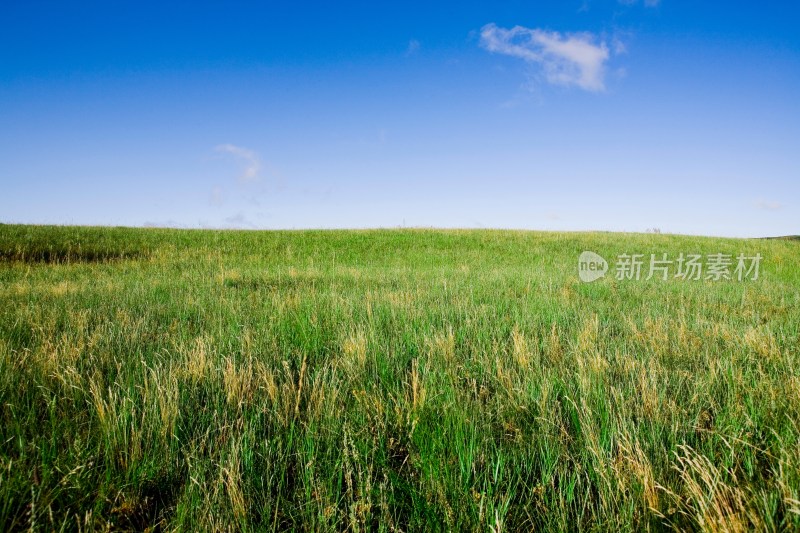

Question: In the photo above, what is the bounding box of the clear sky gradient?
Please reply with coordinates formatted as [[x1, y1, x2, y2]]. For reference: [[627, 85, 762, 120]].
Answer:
[[1, 1, 798, 236]]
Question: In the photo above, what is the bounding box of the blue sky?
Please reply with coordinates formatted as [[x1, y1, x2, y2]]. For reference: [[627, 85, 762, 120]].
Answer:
[[1, 1, 798, 237]]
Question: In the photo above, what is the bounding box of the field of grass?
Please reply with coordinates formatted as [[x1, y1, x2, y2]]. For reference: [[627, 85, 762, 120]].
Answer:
[[0, 224, 798, 531]]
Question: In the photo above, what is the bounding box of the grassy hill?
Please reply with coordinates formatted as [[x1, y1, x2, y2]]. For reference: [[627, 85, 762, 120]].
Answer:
[[1, 224, 798, 531]]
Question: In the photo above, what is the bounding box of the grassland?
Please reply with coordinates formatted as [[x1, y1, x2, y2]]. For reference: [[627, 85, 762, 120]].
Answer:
[[0, 224, 798, 531]]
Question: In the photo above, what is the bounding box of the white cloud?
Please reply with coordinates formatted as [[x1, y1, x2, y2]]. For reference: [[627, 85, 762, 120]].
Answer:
[[619, 0, 660, 6], [405, 39, 420, 56], [215, 143, 261, 182], [224, 212, 257, 228], [210, 186, 225, 207], [143, 219, 185, 229], [756, 199, 783, 211], [612, 35, 628, 55], [480, 23, 611, 92]]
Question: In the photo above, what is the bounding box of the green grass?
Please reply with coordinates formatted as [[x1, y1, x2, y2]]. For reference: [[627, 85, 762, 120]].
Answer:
[[0, 223, 798, 531]]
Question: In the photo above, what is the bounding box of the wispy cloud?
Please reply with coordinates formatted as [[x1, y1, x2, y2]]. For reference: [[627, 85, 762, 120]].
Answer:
[[619, 0, 661, 6], [224, 212, 258, 228], [210, 186, 225, 207], [480, 23, 611, 92], [755, 199, 783, 211], [143, 219, 186, 229], [215, 143, 261, 182], [405, 39, 420, 56]]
